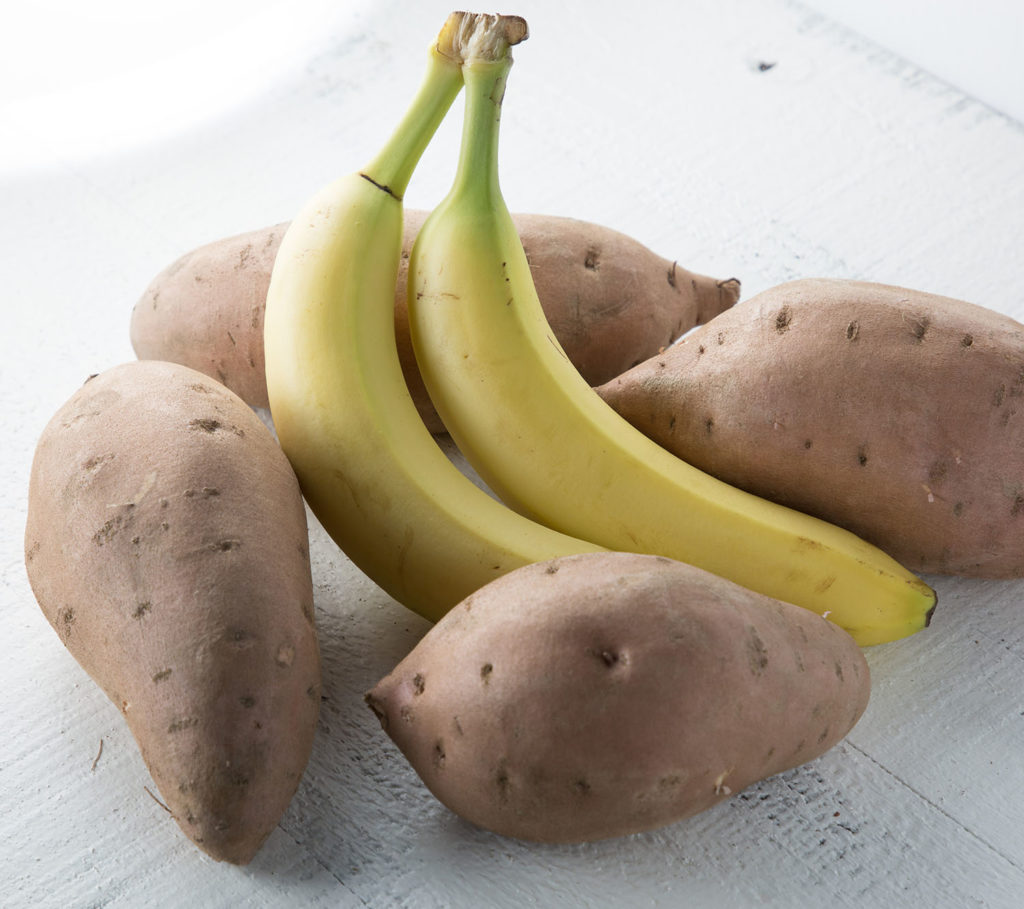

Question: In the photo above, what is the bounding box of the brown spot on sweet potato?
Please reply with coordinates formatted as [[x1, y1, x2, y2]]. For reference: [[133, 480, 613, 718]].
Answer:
[[133, 602, 152, 619], [1012, 494, 1024, 517], [239, 696, 256, 708], [168, 716, 199, 733], [774, 307, 792, 332], [584, 248, 600, 270], [857, 445, 869, 466], [230, 629, 255, 649], [93, 516, 126, 545], [747, 626, 769, 674], [235, 243, 254, 270], [994, 385, 1007, 406], [817, 725, 831, 743], [666, 261, 678, 288], [276, 644, 295, 667], [433, 739, 446, 769], [705, 417, 714, 434], [909, 315, 929, 342], [82, 453, 114, 472], [480, 662, 493, 682], [495, 762, 512, 802], [1012, 375, 1024, 402], [153, 668, 172, 683], [545, 563, 560, 574], [961, 334, 974, 348], [412, 673, 425, 695], [588, 646, 626, 668], [573, 778, 591, 796], [57, 606, 75, 641], [209, 540, 241, 551], [803, 439, 813, 449], [188, 417, 244, 437], [845, 321, 860, 341], [953, 501, 965, 517]]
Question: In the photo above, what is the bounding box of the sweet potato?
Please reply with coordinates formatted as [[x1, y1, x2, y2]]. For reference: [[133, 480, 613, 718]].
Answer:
[[130, 211, 739, 433], [365, 552, 869, 843], [598, 278, 1024, 577], [24, 361, 320, 864]]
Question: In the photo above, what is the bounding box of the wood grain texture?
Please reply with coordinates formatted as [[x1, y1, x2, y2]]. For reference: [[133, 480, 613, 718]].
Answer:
[[3, 0, 1023, 906]]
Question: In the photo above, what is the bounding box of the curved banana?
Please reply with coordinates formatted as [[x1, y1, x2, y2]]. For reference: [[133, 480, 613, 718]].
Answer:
[[264, 13, 603, 623], [406, 43, 936, 645]]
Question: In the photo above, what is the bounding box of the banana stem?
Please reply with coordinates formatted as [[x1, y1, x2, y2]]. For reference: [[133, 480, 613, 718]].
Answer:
[[448, 59, 512, 211], [361, 47, 463, 200], [362, 12, 527, 201]]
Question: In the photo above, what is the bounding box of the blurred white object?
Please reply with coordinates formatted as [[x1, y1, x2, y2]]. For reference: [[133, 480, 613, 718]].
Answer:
[[0, 0, 371, 173]]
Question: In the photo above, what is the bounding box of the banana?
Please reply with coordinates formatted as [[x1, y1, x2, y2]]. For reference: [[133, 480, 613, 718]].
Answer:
[[406, 38, 937, 645], [263, 13, 604, 624]]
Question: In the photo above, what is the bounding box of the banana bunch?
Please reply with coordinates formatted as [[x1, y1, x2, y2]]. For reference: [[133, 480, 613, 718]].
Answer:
[[266, 12, 936, 646]]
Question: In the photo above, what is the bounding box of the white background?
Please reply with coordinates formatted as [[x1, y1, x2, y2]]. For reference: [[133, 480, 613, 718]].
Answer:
[[3, 1, 1024, 907]]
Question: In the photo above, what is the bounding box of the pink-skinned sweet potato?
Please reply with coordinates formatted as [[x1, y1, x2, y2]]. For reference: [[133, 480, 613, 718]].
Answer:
[[24, 360, 320, 863], [366, 551, 869, 843], [130, 211, 739, 433], [598, 277, 1024, 577]]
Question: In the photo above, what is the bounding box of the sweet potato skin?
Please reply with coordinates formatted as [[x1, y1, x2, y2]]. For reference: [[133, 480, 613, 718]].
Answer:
[[130, 212, 739, 432], [366, 552, 869, 843], [598, 278, 1024, 577], [24, 361, 320, 864]]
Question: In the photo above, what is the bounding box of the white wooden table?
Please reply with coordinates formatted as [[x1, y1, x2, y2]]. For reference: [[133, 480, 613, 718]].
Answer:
[[3, 1, 1024, 906]]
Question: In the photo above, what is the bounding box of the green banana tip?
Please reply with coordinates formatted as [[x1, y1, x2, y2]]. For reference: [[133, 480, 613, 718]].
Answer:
[[437, 11, 529, 65]]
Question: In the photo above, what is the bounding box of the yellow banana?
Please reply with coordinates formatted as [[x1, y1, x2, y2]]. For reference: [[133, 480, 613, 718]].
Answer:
[[263, 13, 603, 623], [406, 38, 937, 645]]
